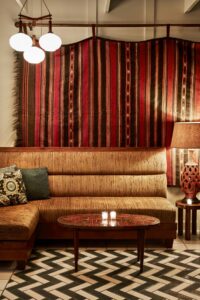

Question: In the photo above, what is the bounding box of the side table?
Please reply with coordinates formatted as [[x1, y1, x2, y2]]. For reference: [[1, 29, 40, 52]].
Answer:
[[176, 200, 200, 240]]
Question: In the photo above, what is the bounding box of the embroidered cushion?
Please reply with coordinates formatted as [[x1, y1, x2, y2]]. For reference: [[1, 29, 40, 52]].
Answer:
[[0, 170, 27, 206], [21, 167, 50, 200]]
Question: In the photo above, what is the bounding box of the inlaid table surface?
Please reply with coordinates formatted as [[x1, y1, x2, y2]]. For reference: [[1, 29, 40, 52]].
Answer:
[[58, 213, 160, 273], [58, 213, 159, 229]]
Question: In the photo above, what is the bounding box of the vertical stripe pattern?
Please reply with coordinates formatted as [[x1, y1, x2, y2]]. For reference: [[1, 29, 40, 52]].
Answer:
[[15, 37, 200, 185]]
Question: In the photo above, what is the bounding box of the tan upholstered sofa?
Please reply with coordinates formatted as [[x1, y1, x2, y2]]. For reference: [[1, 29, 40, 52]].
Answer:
[[0, 147, 176, 268]]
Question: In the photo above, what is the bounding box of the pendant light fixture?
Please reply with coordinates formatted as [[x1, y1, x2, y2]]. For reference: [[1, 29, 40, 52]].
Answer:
[[23, 36, 45, 64], [9, 17, 32, 52], [9, 0, 62, 63], [39, 17, 62, 52], [23, 46, 45, 63]]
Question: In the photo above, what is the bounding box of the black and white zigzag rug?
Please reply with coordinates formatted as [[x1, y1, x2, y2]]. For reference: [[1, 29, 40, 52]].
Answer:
[[1, 249, 200, 300]]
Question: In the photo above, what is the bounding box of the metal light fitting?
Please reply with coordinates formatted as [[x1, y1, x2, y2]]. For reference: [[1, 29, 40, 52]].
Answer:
[[9, 0, 62, 64]]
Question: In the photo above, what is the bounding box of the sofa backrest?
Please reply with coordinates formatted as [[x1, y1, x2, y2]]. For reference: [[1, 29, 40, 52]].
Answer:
[[0, 147, 167, 197]]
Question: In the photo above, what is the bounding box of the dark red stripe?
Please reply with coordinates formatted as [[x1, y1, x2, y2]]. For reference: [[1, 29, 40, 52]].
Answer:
[[28, 64, 35, 146], [138, 42, 146, 147], [100, 39, 106, 146], [53, 49, 61, 146], [34, 63, 41, 146], [109, 41, 117, 146], [120, 42, 126, 146], [194, 44, 200, 120], [22, 60, 28, 145], [166, 39, 175, 147], [82, 40, 89, 146], [73, 43, 79, 146]]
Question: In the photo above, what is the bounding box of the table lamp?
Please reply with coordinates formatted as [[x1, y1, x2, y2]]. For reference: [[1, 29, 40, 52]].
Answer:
[[171, 122, 200, 204]]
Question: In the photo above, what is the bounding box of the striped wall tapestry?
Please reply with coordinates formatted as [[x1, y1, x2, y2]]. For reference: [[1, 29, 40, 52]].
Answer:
[[15, 37, 200, 185]]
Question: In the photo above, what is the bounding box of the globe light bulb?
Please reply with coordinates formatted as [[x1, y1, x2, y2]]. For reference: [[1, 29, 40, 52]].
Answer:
[[39, 32, 62, 52], [9, 32, 32, 52], [23, 46, 45, 64]]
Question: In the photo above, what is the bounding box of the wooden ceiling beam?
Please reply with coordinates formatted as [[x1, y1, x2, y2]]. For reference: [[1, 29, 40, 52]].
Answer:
[[15, 0, 23, 9], [184, 0, 200, 13], [104, 0, 112, 13], [15, 0, 28, 13]]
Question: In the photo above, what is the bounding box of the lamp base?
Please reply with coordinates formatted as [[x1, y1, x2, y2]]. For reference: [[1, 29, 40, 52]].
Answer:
[[181, 198, 200, 204], [181, 162, 200, 204]]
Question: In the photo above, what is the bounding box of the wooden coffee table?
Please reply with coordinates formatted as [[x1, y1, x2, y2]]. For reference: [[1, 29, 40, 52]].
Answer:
[[57, 213, 160, 273]]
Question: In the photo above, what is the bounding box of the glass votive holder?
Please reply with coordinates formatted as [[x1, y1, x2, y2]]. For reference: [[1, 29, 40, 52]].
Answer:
[[110, 219, 116, 227], [110, 211, 116, 219], [102, 219, 108, 226], [102, 211, 108, 220], [186, 199, 192, 205]]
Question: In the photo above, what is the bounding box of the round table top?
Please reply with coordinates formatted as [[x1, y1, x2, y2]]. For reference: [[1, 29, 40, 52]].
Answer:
[[57, 213, 160, 230]]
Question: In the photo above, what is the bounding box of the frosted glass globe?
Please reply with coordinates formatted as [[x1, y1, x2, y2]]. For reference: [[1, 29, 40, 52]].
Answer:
[[39, 32, 62, 52], [9, 32, 32, 52], [23, 46, 45, 64]]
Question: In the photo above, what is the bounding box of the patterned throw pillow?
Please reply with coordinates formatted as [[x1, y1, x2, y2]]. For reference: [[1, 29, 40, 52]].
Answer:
[[0, 170, 27, 206], [0, 165, 17, 173]]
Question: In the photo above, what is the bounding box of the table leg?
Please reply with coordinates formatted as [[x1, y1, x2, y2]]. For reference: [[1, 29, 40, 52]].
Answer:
[[137, 232, 140, 262], [192, 209, 197, 235], [178, 207, 183, 236], [73, 229, 79, 272], [185, 208, 191, 240], [137, 229, 145, 273]]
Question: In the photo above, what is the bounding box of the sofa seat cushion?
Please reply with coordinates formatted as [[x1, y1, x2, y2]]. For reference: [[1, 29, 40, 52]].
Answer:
[[0, 204, 39, 240], [31, 197, 176, 224]]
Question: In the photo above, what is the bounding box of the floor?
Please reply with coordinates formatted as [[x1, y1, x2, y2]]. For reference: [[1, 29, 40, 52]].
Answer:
[[0, 233, 199, 297]]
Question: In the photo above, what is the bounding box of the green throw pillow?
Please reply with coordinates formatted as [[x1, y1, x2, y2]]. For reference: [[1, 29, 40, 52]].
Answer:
[[0, 170, 27, 206], [21, 167, 50, 200]]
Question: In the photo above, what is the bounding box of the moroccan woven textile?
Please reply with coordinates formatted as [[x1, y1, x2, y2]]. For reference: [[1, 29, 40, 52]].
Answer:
[[14, 37, 200, 185]]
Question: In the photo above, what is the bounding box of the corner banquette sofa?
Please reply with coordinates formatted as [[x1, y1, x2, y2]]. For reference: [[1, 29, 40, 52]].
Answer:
[[0, 147, 176, 268]]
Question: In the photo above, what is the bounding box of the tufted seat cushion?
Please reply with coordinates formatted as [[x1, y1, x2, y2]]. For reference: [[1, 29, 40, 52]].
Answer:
[[31, 197, 176, 224], [0, 204, 39, 240]]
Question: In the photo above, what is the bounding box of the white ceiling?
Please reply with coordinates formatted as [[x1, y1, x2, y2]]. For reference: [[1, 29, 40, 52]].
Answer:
[[15, 0, 200, 16]]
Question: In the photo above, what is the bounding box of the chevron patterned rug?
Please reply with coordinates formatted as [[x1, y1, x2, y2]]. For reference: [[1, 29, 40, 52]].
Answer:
[[1, 249, 200, 300]]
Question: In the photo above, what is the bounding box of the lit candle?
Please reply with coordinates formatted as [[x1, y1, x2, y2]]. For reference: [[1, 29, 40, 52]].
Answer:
[[110, 211, 116, 219], [102, 211, 108, 220], [186, 199, 192, 205], [102, 219, 108, 226], [110, 219, 116, 227]]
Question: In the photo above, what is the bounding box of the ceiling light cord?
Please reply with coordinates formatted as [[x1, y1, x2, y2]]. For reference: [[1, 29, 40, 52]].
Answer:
[[42, 0, 51, 15], [19, 0, 29, 15]]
